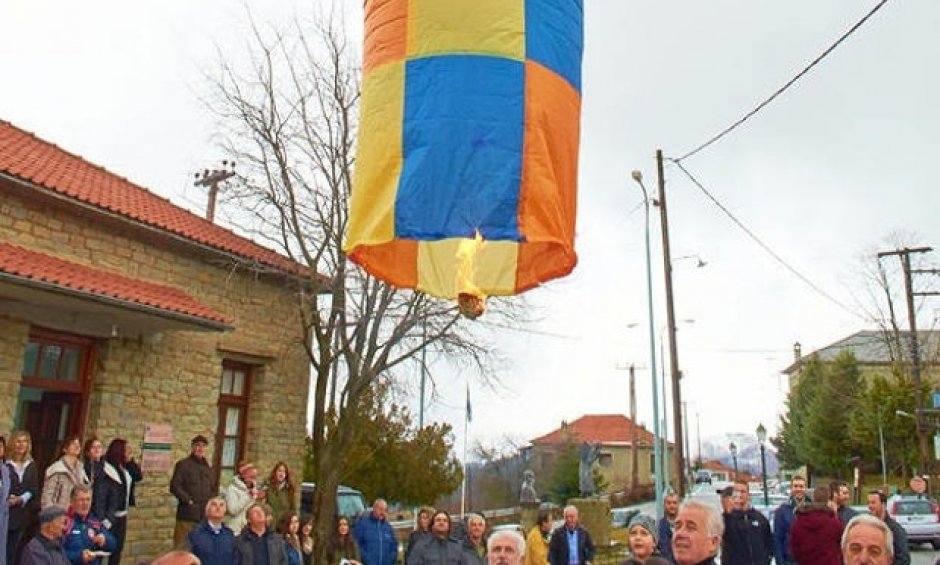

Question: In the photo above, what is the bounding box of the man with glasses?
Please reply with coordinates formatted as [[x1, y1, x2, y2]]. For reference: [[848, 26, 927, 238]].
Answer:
[[721, 480, 773, 565]]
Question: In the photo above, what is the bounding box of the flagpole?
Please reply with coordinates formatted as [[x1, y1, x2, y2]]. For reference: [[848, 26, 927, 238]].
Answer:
[[461, 385, 470, 518]]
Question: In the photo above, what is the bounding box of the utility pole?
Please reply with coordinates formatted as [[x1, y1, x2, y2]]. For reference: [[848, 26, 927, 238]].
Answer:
[[656, 149, 686, 497], [630, 364, 639, 492], [877, 246, 934, 476], [194, 160, 236, 222]]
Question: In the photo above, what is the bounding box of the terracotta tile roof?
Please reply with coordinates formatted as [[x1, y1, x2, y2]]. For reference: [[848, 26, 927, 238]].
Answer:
[[0, 242, 231, 327], [0, 120, 303, 275], [530, 414, 660, 447]]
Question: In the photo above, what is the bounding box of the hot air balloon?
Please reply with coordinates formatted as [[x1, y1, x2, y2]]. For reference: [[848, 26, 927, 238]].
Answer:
[[345, 0, 583, 317]]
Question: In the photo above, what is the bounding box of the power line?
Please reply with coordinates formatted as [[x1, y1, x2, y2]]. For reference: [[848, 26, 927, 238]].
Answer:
[[674, 0, 891, 163], [671, 160, 865, 321]]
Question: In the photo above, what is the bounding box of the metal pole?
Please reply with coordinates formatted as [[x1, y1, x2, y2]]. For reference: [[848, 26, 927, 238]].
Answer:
[[631, 171, 663, 519], [760, 443, 769, 508], [660, 331, 669, 489], [878, 418, 887, 486], [656, 150, 686, 498]]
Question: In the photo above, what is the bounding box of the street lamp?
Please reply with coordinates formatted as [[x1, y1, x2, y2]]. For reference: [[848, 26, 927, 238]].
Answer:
[[756, 423, 769, 508], [729, 442, 738, 481], [631, 170, 664, 519]]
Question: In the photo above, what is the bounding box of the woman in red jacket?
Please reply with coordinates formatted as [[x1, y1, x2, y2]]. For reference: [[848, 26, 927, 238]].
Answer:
[[789, 485, 844, 565]]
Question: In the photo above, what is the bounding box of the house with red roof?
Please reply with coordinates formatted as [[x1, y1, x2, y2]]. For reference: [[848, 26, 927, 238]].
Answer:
[[526, 414, 674, 494], [0, 120, 318, 558]]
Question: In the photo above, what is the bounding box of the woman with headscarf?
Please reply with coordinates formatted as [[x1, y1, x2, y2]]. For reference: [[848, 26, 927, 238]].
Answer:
[[41, 435, 89, 509], [92, 438, 133, 565], [6, 430, 39, 565], [621, 514, 670, 565]]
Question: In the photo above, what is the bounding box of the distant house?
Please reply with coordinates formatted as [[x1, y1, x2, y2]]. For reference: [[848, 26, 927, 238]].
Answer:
[[782, 330, 940, 390], [0, 120, 322, 559], [523, 414, 673, 493]]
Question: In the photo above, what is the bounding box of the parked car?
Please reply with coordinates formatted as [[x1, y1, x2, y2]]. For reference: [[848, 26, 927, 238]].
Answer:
[[491, 523, 525, 535], [300, 482, 368, 519], [695, 470, 712, 484], [610, 507, 639, 528], [887, 494, 940, 550]]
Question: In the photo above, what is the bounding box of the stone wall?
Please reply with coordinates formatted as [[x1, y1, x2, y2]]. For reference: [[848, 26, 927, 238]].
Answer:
[[0, 186, 311, 559]]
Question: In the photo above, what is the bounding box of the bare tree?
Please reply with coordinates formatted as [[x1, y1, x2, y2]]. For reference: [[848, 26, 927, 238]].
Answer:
[[203, 8, 526, 556]]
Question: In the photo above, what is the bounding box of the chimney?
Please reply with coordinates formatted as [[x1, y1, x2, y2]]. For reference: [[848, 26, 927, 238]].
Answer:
[[793, 341, 802, 370]]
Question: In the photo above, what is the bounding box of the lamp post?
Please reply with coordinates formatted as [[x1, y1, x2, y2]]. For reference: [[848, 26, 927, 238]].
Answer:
[[729, 442, 738, 481], [631, 170, 664, 518], [756, 423, 769, 508]]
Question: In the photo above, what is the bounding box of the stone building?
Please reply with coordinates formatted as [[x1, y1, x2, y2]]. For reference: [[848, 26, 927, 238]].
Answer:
[[523, 414, 672, 494], [0, 120, 316, 558]]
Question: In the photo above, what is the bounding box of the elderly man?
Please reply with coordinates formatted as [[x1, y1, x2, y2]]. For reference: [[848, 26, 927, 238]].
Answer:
[[21, 506, 71, 565], [462, 513, 487, 565], [866, 490, 909, 565], [548, 505, 594, 565], [488, 529, 526, 565], [186, 496, 238, 565], [151, 551, 202, 565], [842, 514, 893, 565], [235, 502, 287, 565], [170, 435, 216, 547], [354, 498, 398, 565], [63, 484, 117, 565], [672, 499, 723, 565]]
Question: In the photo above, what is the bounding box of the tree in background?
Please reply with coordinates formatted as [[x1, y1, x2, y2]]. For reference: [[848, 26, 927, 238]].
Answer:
[[773, 356, 825, 471], [802, 350, 863, 477], [472, 438, 527, 509], [546, 441, 608, 503], [204, 11, 524, 561]]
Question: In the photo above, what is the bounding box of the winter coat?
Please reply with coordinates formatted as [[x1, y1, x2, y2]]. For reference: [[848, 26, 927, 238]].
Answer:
[[883, 515, 910, 565], [0, 461, 11, 565], [62, 510, 117, 565], [235, 528, 288, 565], [548, 525, 596, 565], [525, 525, 549, 565], [187, 519, 240, 565], [41, 457, 89, 509], [353, 512, 398, 565], [223, 476, 260, 535], [788, 505, 842, 565], [721, 508, 773, 565], [460, 537, 485, 565], [92, 461, 132, 528], [406, 535, 464, 565], [19, 534, 71, 565], [656, 517, 675, 565], [772, 498, 802, 565], [170, 454, 216, 522], [7, 459, 40, 531], [264, 481, 295, 522]]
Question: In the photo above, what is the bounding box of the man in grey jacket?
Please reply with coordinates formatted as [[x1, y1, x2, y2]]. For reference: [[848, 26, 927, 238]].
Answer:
[[21, 506, 70, 565]]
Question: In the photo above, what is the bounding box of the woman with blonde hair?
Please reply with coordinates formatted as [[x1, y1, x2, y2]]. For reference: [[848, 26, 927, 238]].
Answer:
[[6, 430, 39, 565], [41, 435, 89, 509]]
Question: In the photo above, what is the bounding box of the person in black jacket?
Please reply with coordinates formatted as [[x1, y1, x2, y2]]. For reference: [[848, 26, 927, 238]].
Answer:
[[548, 505, 595, 565], [6, 430, 40, 565], [92, 438, 133, 565], [407, 510, 463, 565], [721, 482, 773, 565]]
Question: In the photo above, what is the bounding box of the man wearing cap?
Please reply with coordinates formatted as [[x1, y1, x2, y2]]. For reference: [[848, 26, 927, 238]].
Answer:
[[718, 486, 734, 515], [63, 484, 116, 565], [170, 435, 217, 547], [223, 461, 266, 535], [21, 506, 71, 565]]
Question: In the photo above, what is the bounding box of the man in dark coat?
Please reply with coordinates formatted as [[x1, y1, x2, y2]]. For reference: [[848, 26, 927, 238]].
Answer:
[[408, 510, 464, 565], [461, 514, 487, 565], [170, 435, 216, 548], [773, 475, 808, 565], [657, 492, 680, 564], [548, 505, 595, 565], [21, 506, 71, 565], [866, 490, 909, 565], [235, 503, 287, 565], [721, 481, 773, 565]]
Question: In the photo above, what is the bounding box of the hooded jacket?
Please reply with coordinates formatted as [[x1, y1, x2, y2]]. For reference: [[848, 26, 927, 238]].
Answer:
[[789, 504, 842, 565]]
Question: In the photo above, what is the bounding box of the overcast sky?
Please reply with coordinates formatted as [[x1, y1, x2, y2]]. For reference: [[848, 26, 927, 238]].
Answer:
[[3, 1, 938, 461]]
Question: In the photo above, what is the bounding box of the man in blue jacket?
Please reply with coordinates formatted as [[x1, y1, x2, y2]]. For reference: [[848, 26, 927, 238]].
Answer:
[[186, 496, 239, 565], [63, 485, 117, 565], [548, 505, 595, 565], [354, 498, 398, 565], [772, 475, 807, 565]]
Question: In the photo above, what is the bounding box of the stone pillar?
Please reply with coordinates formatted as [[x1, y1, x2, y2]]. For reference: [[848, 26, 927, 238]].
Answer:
[[567, 497, 611, 546], [520, 502, 540, 533]]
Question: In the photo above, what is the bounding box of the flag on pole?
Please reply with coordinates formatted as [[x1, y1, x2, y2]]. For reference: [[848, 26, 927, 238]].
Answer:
[[466, 386, 472, 424]]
